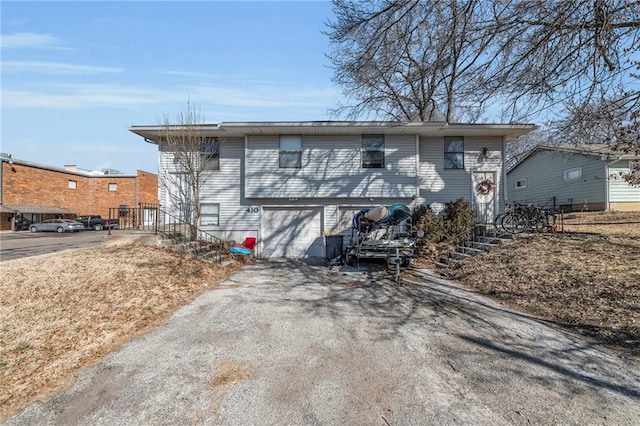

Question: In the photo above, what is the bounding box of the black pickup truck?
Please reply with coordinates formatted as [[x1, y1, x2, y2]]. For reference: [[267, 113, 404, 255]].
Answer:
[[75, 215, 118, 231]]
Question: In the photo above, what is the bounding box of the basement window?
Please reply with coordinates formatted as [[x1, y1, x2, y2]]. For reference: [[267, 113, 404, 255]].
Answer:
[[200, 203, 219, 225]]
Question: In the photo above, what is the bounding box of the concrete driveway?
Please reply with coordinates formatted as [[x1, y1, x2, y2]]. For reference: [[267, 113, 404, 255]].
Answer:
[[4, 261, 639, 425]]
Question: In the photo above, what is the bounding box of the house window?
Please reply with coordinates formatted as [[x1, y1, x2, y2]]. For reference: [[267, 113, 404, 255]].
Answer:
[[200, 203, 219, 225], [444, 137, 464, 169], [564, 167, 582, 182], [201, 137, 220, 170], [108, 183, 117, 192], [279, 136, 302, 168], [515, 179, 527, 189], [362, 135, 385, 168], [68, 180, 77, 190]]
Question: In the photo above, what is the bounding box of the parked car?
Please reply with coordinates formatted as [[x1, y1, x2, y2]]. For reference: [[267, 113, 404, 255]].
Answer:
[[74, 215, 118, 231], [29, 219, 85, 233]]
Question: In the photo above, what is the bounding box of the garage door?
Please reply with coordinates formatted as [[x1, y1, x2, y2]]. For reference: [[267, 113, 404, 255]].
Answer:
[[262, 208, 323, 258]]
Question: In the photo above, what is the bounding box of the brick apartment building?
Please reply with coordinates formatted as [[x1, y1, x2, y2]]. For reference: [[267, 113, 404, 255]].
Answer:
[[0, 154, 158, 231]]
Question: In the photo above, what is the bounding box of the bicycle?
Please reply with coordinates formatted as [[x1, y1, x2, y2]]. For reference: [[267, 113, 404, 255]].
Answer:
[[494, 204, 529, 234]]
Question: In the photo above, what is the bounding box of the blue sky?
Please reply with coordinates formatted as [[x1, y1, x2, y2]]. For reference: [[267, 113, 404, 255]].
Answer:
[[1, 1, 339, 174]]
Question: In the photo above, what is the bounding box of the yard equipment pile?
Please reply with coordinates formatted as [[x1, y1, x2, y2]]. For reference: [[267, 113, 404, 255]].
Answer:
[[345, 203, 418, 281]]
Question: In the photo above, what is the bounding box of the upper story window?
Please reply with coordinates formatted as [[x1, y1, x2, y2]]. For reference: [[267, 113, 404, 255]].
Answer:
[[279, 136, 302, 168], [362, 135, 385, 168], [444, 136, 464, 169], [515, 179, 527, 189], [68, 180, 77, 190], [108, 183, 117, 192], [564, 167, 582, 182], [201, 137, 220, 170]]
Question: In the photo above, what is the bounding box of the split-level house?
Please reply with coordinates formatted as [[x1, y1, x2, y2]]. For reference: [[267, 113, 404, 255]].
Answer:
[[129, 121, 535, 258], [507, 144, 640, 212]]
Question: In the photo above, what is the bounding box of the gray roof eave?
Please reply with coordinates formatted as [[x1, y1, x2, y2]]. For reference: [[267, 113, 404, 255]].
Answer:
[[129, 121, 537, 143]]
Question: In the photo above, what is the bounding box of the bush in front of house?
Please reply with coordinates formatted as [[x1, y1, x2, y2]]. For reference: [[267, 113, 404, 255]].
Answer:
[[412, 204, 445, 244], [442, 198, 476, 245], [412, 198, 475, 246]]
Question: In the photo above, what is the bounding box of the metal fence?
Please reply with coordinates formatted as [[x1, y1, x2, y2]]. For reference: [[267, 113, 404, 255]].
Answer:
[[108, 203, 227, 262]]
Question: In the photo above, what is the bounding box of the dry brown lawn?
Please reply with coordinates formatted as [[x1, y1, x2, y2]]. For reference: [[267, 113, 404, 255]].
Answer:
[[0, 237, 242, 419], [442, 210, 640, 361]]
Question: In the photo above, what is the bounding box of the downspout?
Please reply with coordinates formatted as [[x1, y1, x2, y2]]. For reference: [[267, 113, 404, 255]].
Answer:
[[415, 134, 420, 199]]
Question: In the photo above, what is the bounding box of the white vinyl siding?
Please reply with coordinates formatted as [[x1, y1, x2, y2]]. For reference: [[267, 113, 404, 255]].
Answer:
[[160, 138, 260, 242], [158, 151, 188, 219], [420, 136, 503, 212], [199, 137, 259, 243], [245, 134, 417, 199], [609, 160, 640, 203]]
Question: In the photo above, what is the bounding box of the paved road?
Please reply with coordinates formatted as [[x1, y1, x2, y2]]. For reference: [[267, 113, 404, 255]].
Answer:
[[0, 230, 131, 261], [3, 261, 639, 425]]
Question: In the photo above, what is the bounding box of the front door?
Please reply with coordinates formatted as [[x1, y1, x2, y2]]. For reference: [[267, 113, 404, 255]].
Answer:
[[472, 171, 497, 225]]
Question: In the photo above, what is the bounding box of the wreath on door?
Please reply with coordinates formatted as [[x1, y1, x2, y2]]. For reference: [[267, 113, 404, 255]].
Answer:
[[476, 178, 496, 195]]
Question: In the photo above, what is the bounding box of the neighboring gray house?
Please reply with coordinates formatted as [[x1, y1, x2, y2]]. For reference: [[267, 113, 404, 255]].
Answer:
[[130, 121, 535, 258], [507, 144, 640, 212]]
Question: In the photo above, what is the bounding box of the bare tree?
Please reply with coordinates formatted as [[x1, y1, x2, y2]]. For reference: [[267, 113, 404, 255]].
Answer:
[[505, 131, 547, 170], [543, 42, 640, 184], [159, 103, 219, 239], [327, 1, 639, 123], [326, 0, 497, 122], [482, 0, 640, 122]]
